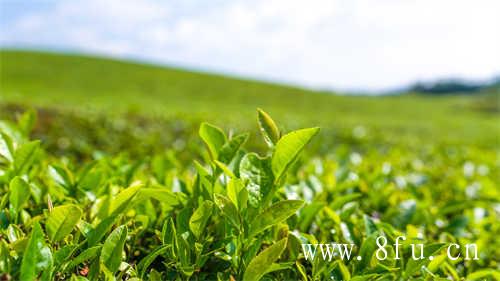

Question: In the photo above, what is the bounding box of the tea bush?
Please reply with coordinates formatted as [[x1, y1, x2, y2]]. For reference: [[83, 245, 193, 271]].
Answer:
[[0, 109, 498, 280]]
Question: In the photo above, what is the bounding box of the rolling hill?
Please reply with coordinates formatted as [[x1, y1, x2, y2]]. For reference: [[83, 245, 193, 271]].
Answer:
[[0, 50, 498, 149]]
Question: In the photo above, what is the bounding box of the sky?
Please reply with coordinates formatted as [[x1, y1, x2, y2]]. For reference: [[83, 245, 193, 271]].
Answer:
[[1, 0, 499, 92]]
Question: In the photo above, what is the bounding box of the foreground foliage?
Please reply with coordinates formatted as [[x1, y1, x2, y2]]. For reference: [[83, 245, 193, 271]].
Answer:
[[0, 109, 499, 280]]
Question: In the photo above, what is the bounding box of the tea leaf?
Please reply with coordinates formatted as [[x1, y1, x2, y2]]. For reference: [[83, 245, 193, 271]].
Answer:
[[48, 165, 73, 189], [189, 201, 214, 239], [109, 183, 142, 217], [53, 245, 77, 268], [46, 204, 82, 242], [272, 127, 319, 181], [467, 269, 500, 280], [240, 153, 273, 207], [250, 200, 304, 237], [404, 243, 446, 278], [67, 246, 102, 270], [243, 238, 287, 281], [214, 194, 240, 228], [14, 140, 40, 174], [257, 109, 280, 147], [87, 216, 116, 246], [20, 222, 53, 280], [199, 122, 226, 159], [0, 132, 14, 162], [100, 225, 128, 273], [9, 176, 30, 211], [356, 232, 378, 273], [138, 188, 178, 206], [137, 245, 169, 279], [218, 133, 248, 164]]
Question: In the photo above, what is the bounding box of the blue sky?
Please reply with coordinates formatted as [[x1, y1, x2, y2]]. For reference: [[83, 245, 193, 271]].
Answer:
[[1, 0, 499, 91]]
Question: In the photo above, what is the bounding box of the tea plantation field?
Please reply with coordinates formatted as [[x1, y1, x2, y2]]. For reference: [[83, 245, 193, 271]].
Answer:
[[0, 50, 499, 280]]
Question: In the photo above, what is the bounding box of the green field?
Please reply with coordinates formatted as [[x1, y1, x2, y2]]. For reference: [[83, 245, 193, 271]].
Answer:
[[1, 50, 498, 147], [0, 50, 499, 280]]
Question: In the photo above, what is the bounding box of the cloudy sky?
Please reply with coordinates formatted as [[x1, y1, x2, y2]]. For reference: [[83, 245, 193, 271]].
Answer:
[[1, 0, 499, 91]]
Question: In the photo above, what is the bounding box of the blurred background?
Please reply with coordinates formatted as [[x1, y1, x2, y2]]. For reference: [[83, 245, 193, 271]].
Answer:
[[0, 0, 499, 156], [2, 0, 500, 91]]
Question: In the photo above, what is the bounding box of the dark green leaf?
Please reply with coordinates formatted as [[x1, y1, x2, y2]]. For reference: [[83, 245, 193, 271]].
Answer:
[[137, 245, 169, 279]]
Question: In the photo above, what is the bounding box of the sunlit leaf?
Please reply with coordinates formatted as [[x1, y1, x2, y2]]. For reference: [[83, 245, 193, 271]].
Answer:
[[272, 127, 319, 181], [243, 238, 287, 281], [20, 222, 53, 280], [9, 176, 30, 211], [46, 204, 82, 242], [199, 122, 226, 159], [250, 200, 304, 237], [189, 201, 213, 239], [100, 225, 128, 274], [257, 108, 280, 147]]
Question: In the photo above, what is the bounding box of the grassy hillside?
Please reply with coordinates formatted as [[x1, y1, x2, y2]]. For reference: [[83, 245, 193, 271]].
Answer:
[[0, 50, 498, 150]]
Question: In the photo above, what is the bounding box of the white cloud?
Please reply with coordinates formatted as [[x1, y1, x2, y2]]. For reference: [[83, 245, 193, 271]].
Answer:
[[1, 0, 499, 91]]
